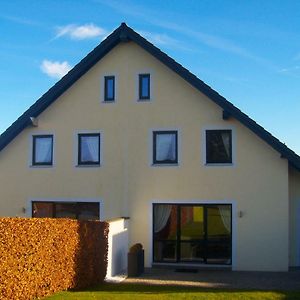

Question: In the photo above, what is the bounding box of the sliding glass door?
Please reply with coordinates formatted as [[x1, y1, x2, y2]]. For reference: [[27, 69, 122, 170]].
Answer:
[[206, 205, 231, 264], [153, 204, 177, 262], [180, 205, 205, 263], [153, 204, 232, 265]]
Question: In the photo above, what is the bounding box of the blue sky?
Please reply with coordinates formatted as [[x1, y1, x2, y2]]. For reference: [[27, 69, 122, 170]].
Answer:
[[0, 0, 300, 154]]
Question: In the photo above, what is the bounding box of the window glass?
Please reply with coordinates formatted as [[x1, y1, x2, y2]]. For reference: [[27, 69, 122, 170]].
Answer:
[[78, 134, 100, 165], [206, 130, 232, 164], [154, 241, 177, 262], [153, 204, 177, 262], [104, 76, 115, 101], [33, 135, 53, 165], [32, 202, 53, 217], [180, 243, 205, 262], [32, 201, 100, 220], [206, 205, 231, 264], [180, 206, 204, 240], [153, 131, 177, 164], [139, 74, 150, 99], [55, 203, 77, 219], [153, 204, 177, 240], [77, 203, 99, 220]]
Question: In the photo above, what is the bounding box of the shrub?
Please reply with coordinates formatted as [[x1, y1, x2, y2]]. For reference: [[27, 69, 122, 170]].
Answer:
[[0, 218, 109, 300]]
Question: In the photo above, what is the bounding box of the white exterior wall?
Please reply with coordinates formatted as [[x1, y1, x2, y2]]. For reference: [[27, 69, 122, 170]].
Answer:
[[0, 41, 291, 272], [106, 218, 129, 278]]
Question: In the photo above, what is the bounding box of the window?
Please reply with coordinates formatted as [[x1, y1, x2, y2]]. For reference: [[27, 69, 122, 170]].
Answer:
[[206, 130, 232, 164], [32, 135, 53, 166], [153, 204, 232, 265], [139, 74, 150, 100], [104, 76, 115, 102], [32, 201, 100, 220], [78, 133, 100, 165], [153, 131, 178, 165]]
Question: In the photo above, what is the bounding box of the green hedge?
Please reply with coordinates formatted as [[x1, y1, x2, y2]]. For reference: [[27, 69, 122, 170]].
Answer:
[[0, 218, 109, 300]]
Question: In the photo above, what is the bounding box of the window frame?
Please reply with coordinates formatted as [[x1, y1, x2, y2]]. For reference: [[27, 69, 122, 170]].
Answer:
[[32, 134, 54, 166], [205, 129, 233, 165], [104, 75, 115, 102], [139, 73, 151, 100], [204, 129, 234, 165], [77, 133, 101, 166], [152, 130, 178, 165]]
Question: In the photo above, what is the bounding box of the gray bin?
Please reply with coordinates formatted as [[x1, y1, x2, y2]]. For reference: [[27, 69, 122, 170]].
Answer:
[[128, 249, 144, 277]]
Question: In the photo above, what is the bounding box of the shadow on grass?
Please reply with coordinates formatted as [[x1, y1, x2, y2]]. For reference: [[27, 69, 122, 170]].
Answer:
[[66, 282, 300, 299]]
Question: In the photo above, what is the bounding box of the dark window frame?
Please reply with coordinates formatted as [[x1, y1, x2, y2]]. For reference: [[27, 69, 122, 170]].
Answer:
[[152, 203, 232, 265], [32, 135, 53, 166], [78, 133, 101, 166], [206, 129, 233, 164], [104, 76, 115, 102], [139, 73, 150, 100], [153, 130, 178, 165], [32, 201, 100, 220]]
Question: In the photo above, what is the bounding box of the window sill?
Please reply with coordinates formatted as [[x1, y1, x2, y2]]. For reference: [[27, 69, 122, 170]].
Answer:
[[137, 98, 152, 102], [30, 165, 54, 168], [205, 163, 234, 167], [151, 163, 179, 167], [76, 164, 101, 168], [101, 100, 116, 104]]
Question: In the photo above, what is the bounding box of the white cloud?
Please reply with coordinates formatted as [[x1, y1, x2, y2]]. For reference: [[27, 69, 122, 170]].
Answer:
[[278, 65, 300, 78], [0, 14, 40, 26], [279, 66, 300, 73], [138, 30, 176, 46], [137, 30, 192, 51], [55, 23, 107, 40], [40, 60, 72, 79], [99, 1, 274, 68]]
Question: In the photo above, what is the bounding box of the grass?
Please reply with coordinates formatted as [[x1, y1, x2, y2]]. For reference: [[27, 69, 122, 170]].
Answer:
[[45, 283, 300, 300]]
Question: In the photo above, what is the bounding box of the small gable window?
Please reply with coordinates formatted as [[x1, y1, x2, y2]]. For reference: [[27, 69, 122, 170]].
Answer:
[[139, 74, 150, 100], [206, 130, 232, 164], [104, 76, 115, 102], [78, 133, 100, 166], [153, 131, 178, 165], [32, 135, 53, 166]]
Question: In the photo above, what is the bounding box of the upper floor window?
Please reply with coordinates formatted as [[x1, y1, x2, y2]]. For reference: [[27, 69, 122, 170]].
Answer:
[[32, 135, 53, 166], [139, 74, 150, 100], [78, 133, 100, 166], [153, 131, 178, 165], [206, 130, 232, 164], [104, 76, 115, 102]]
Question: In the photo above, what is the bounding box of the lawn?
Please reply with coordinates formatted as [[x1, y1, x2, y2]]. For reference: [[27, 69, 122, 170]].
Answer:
[[45, 283, 300, 300]]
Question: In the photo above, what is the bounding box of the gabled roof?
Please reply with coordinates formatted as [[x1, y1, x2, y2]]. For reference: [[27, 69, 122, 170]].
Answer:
[[1, 23, 300, 170]]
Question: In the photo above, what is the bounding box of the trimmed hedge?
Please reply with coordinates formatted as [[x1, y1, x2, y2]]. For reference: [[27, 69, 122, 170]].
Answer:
[[0, 218, 109, 300]]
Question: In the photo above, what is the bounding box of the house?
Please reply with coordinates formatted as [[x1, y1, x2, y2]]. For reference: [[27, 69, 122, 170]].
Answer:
[[0, 23, 299, 272]]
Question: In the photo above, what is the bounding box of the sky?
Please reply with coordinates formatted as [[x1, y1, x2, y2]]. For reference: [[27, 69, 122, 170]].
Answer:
[[0, 0, 300, 154]]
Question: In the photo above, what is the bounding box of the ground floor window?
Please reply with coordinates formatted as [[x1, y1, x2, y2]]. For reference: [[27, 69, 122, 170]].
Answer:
[[153, 203, 232, 265], [32, 201, 100, 220]]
